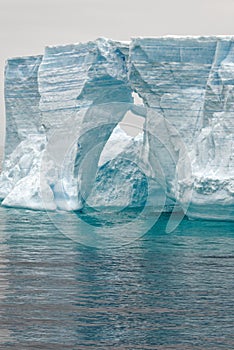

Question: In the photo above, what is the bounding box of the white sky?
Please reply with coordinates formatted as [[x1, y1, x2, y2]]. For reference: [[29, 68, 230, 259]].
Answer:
[[1, 0, 234, 146]]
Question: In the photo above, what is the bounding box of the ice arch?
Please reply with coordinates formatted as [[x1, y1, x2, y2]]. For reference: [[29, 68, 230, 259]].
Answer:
[[0, 39, 141, 211], [0, 36, 233, 222]]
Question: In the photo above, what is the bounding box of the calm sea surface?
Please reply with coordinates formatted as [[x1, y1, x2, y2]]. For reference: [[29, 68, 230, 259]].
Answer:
[[0, 205, 233, 349]]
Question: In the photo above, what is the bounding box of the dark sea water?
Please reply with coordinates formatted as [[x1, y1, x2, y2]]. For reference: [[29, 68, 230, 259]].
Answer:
[[0, 205, 233, 349]]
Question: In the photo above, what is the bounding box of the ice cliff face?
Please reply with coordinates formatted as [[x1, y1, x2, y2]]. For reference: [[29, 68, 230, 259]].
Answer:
[[129, 37, 234, 220], [4, 55, 42, 158], [0, 37, 233, 221]]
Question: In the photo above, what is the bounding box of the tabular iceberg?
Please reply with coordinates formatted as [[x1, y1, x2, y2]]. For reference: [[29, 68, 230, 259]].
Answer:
[[0, 37, 233, 221]]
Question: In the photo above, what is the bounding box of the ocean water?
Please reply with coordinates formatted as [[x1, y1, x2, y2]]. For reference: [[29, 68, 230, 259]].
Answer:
[[0, 205, 233, 349]]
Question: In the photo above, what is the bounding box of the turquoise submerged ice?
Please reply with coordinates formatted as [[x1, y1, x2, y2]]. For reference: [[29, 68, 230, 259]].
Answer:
[[0, 37, 233, 221]]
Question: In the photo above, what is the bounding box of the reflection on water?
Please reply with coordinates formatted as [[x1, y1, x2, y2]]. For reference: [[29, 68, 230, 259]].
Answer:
[[0, 212, 12, 345], [0, 206, 233, 349]]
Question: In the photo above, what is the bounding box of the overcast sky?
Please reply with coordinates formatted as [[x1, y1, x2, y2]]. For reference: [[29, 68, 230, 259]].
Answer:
[[1, 0, 234, 146]]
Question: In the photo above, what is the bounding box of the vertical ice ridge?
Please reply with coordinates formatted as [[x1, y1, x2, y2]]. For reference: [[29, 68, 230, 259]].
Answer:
[[4, 55, 43, 160]]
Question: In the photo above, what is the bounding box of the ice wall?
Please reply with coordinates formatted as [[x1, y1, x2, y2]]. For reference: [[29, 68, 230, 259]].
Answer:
[[0, 39, 134, 210], [38, 39, 132, 132], [0, 37, 233, 221], [38, 39, 132, 210], [4, 55, 42, 158], [129, 37, 234, 220]]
